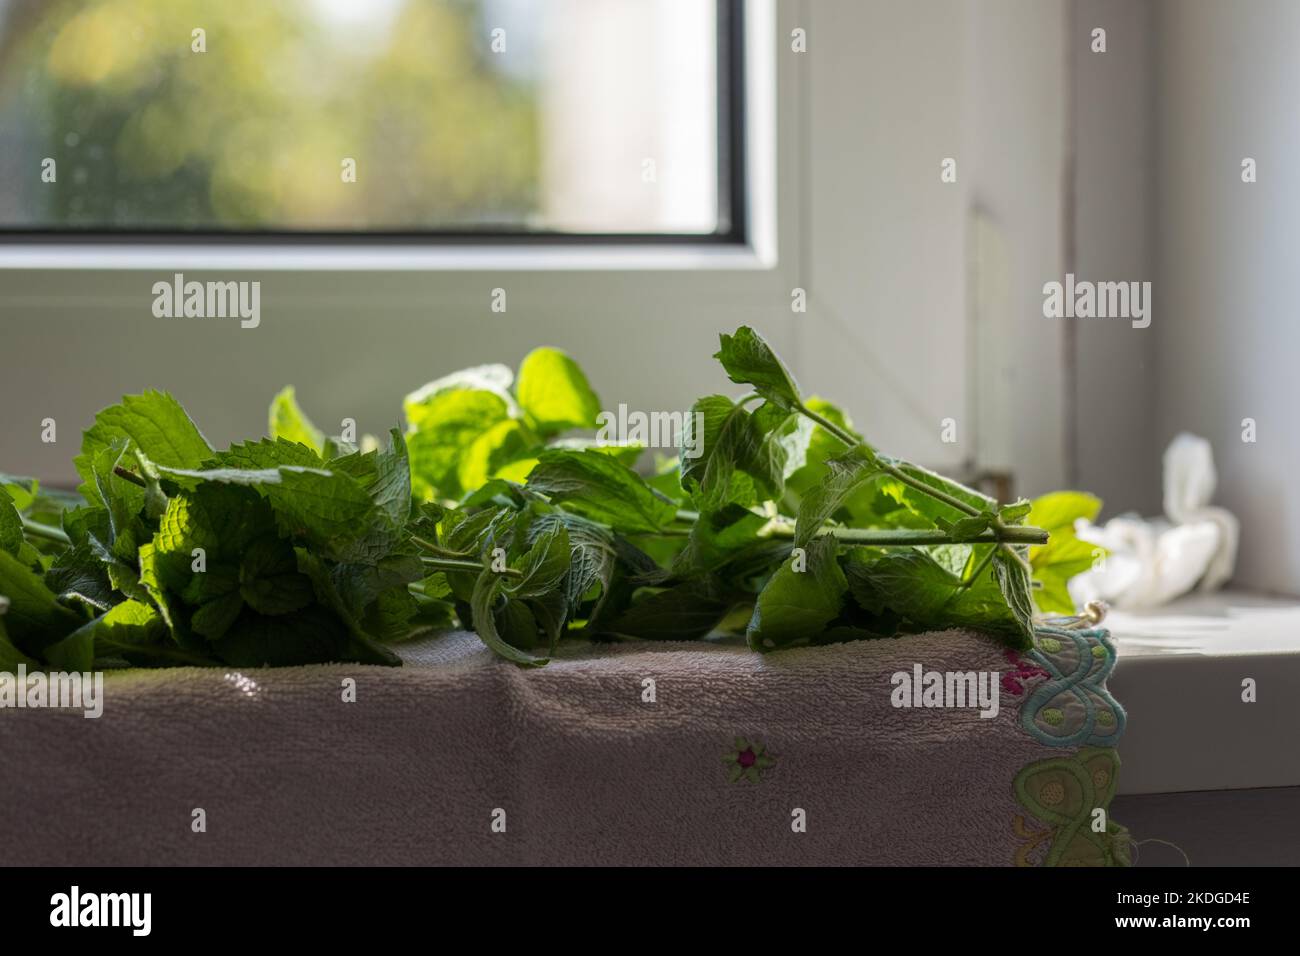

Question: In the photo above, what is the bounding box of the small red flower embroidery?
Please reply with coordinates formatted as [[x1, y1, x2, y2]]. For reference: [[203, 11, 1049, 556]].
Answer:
[[724, 737, 775, 783], [1002, 650, 1050, 697]]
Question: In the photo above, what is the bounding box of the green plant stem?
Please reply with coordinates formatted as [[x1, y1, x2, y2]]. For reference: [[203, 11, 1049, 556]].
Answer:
[[796, 400, 1038, 568], [112, 465, 148, 488], [955, 545, 998, 590], [410, 534, 474, 561], [419, 556, 522, 578], [20, 517, 70, 545], [775, 525, 1046, 546], [796, 402, 860, 450]]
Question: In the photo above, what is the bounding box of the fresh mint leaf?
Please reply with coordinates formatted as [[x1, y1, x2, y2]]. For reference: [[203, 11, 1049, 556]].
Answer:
[[210, 437, 325, 470], [75, 391, 212, 506], [458, 419, 538, 492], [992, 549, 1037, 648], [269, 386, 326, 453], [747, 535, 847, 650], [515, 347, 601, 436], [714, 326, 802, 411], [1027, 491, 1104, 614], [157, 462, 379, 561], [526, 449, 677, 534], [602, 577, 738, 641], [878, 458, 995, 525], [0, 548, 81, 656], [843, 545, 1031, 647], [0, 492, 22, 556], [238, 536, 314, 615], [680, 395, 786, 510], [45, 543, 116, 613], [407, 388, 512, 499], [404, 364, 517, 428], [793, 444, 881, 547], [470, 567, 548, 667], [998, 500, 1034, 524], [504, 521, 570, 599]]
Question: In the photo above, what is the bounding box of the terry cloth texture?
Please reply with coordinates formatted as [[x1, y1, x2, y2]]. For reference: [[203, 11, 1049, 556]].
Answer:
[[0, 626, 1126, 866]]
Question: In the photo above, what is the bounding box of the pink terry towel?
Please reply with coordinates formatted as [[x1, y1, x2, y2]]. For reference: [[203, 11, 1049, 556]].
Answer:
[[0, 625, 1127, 866]]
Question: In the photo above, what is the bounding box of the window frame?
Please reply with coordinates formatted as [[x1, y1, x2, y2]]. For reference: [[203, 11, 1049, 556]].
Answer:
[[0, 0, 749, 249]]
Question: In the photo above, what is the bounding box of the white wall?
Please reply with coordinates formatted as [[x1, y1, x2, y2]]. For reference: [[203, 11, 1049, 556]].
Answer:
[[1072, 0, 1159, 517], [799, 0, 1068, 499], [1154, 0, 1300, 595]]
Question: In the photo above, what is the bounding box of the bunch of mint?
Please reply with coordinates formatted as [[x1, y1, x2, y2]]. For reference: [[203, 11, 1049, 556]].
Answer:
[[1, 327, 1101, 670]]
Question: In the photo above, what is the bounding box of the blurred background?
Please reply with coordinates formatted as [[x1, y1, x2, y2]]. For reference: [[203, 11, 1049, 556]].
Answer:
[[0, 0, 1296, 597]]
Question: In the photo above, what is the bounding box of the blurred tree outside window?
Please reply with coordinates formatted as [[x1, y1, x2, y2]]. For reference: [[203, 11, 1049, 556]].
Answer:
[[0, 0, 723, 234]]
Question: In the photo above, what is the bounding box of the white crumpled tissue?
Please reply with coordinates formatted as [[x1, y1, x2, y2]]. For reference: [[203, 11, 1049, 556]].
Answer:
[[1068, 433, 1239, 610]]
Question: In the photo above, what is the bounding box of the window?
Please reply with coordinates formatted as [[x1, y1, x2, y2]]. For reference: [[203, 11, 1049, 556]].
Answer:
[[0, 0, 745, 240]]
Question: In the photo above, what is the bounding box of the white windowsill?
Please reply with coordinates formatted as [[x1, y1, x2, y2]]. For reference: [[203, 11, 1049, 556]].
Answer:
[[0, 241, 778, 273], [1106, 589, 1300, 795]]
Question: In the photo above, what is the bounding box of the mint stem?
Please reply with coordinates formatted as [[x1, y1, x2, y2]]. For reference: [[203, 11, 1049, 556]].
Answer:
[[795, 401, 1041, 565], [419, 556, 523, 578], [20, 517, 70, 545], [781, 526, 1046, 546], [955, 545, 998, 590], [410, 534, 474, 561], [112, 465, 148, 488]]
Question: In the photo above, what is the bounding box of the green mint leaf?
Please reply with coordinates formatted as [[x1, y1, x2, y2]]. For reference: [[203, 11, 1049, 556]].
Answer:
[[992, 549, 1036, 648], [1028, 490, 1102, 534], [358, 585, 422, 643], [747, 535, 847, 650], [68, 598, 172, 668], [214, 603, 393, 667], [670, 504, 767, 577], [404, 364, 517, 427], [406, 388, 512, 500], [548, 437, 644, 468], [879, 458, 995, 525], [0, 492, 22, 556], [527, 512, 618, 612], [526, 449, 677, 534], [602, 577, 738, 641], [366, 429, 413, 529], [75, 391, 212, 506], [157, 463, 379, 561], [998, 500, 1034, 524], [0, 611, 39, 670], [458, 419, 538, 492], [714, 326, 802, 411], [45, 543, 116, 614], [843, 545, 1031, 646], [470, 567, 548, 667], [948, 510, 998, 541], [0, 548, 81, 656], [269, 386, 326, 454], [87, 440, 147, 561], [209, 437, 325, 470], [1027, 491, 1104, 614], [515, 346, 601, 436], [0, 473, 39, 512], [293, 549, 402, 665], [238, 536, 314, 615], [680, 395, 787, 510], [504, 521, 571, 600], [793, 444, 882, 548]]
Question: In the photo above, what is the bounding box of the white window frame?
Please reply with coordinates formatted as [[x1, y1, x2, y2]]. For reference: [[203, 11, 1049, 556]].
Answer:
[[0, 1, 799, 314]]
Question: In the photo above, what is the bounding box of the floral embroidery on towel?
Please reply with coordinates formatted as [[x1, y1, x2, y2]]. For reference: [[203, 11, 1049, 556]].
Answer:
[[1001, 650, 1050, 697], [724, 737, 776, 783], [1011, 747, 1131, 867], [1019, 626, 1126, 748]]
